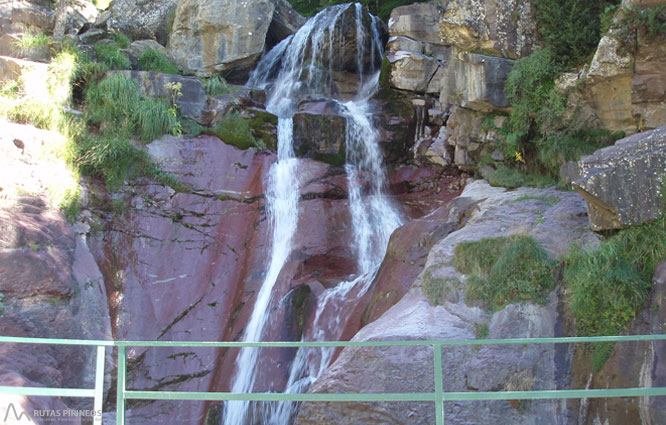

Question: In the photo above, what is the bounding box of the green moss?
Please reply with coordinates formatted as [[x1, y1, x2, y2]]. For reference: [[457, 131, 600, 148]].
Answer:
[[379, 56, 390, 89], [138, 49, 179, 75], [422, 268, 460, 306], [206, 113, 259, 150]]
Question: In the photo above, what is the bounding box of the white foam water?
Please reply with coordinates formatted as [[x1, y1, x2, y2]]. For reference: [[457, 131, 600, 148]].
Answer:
[[224, 4, 401, 424]]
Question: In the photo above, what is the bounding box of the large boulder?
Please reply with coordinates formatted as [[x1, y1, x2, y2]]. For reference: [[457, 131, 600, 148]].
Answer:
[[561, 126, 666, 230], [439, 49, 514, 111], [106, 0, 179, 45], [389, 1, 448, 46], [386, 50, 446, 93], [267, 0, 307, 48], [438, 0, 540, 59], [292, 100, 348, 166], [167, 0, 293, 80]]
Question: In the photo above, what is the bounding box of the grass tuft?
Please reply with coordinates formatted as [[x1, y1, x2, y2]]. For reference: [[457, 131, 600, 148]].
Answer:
[[138, 49, 179, 74], [111, 33, 131, 49], [564, 214, 666, 370], [94, 43, 131, 70], [454, 235, 556, 309]]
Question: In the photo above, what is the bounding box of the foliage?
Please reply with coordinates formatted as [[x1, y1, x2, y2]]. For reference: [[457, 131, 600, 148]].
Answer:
[[287, 0, 421, 22], [94, 43, 131, 70], [454, 235, 556, 309], [496, 48, 622, 182], [111, 33, 131, 49], [607, 5, 666, 53], [206, 113, 260, 150], [564, 214, 666, 369], [532, 0, 621, 66], [138, 49, 179, 74]]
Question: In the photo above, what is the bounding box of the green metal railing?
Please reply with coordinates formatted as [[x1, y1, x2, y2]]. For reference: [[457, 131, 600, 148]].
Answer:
[[2, 335, 666, 425]]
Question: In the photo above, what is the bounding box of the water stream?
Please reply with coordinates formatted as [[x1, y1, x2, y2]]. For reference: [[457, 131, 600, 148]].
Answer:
[[223, 4, 401, 424]]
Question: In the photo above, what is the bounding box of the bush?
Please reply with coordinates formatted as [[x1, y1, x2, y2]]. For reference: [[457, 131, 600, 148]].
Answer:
[[138, 49, 179, 74], [454, 235, 556, 309], [608, 5, 666, 53], [94, 43, 131, 70], [532, 0, 621, 66]]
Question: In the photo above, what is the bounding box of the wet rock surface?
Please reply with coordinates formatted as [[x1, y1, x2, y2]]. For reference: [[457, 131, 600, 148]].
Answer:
[[295, 180, 600, 425]]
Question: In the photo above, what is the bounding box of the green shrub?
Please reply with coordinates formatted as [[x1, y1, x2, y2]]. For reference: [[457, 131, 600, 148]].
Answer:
[[564, 214, 666, 370], [94, 43, 131, 70], [134, 98, 180, 142], [138, 49, 179, 74], [206, 113, 258, 150], [498, 48, 621, 181], [454, 235, 556, 309], [608, 5, 666, 52], [487, 165, 557, 189], [532, 0, 621, 66]]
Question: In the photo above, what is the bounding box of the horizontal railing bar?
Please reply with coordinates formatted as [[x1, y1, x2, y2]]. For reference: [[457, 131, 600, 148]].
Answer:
[[1, 334, 666, 348], [125, 391, 436, 402], [124, 387, 666, 403], [0, 386, 95, 398]]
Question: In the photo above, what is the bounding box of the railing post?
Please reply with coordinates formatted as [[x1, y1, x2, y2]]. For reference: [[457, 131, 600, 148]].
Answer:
[[94, 346, 105, 425], [434, 343, 444, 425], [116, 345, 126, 425]]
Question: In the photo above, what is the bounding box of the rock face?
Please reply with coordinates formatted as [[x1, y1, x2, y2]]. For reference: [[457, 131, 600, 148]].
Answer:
[[561, 126, 666, 230], [439, 49, 513, 111], [386, 2, 449, 94], [106, 0, 179, 45], [166, 0, 305, 80], [295, 180, 600, 425], [0, 121, 112, 423], [438, 0, 540, 59], [562, 1, 666, 135]]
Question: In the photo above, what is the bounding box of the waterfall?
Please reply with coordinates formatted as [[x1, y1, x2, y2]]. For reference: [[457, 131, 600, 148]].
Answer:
[[224, 4, 401, 425]]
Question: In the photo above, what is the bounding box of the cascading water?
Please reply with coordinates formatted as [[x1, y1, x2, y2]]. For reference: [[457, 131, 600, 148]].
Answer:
[[223, 4, 401, 425]]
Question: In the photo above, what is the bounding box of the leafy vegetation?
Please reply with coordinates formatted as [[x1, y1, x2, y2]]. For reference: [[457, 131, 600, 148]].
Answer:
[[564, 214, 666, 370], [532, 0, 621, 66], [607, 5, 666, 53], [454, 235, 556, 309], [138, 49, 179, 74], [490, 47, 623, 186], [287, 0, 421, 22], [422, 268, 460, 306]]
